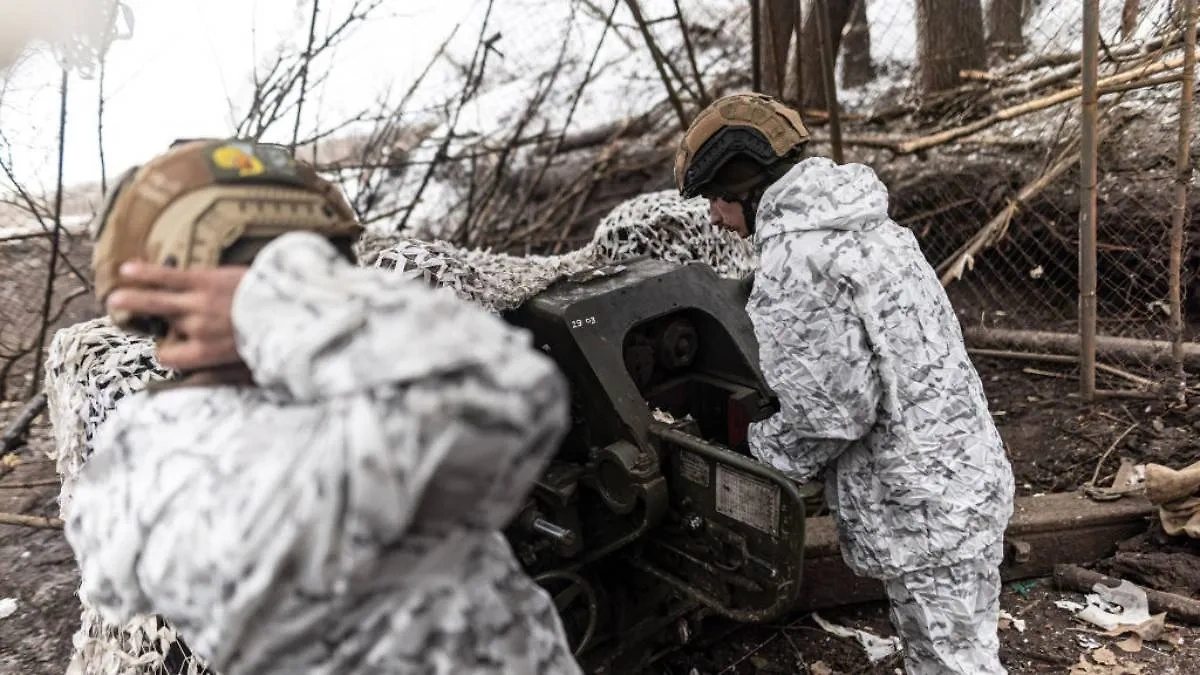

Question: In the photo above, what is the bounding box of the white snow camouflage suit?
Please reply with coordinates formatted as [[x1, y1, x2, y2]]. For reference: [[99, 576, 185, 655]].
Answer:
[[744, 157, 1016, 674], [62, 232, 583, 675]]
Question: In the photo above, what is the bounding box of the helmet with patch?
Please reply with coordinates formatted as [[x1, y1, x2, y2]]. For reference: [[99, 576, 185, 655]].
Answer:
[[89, 138, 362, 335], [673, 93, 810, 200]]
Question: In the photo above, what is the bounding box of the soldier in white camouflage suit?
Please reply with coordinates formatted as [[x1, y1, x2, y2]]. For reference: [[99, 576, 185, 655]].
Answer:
[[673, 93, 1016, 674], [60, 139, 582, 675]]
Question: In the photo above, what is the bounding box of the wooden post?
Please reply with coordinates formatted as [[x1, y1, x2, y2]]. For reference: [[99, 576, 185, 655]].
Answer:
[[1079, 0, 1100, 401], [791, 0, 803, 103], [751, 0, 762, 92], [813, 0, 844, 163], [1170, 0, 1197, 401]]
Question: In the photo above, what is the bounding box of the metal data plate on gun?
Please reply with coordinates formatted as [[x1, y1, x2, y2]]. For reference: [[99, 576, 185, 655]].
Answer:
[[639, 422, 806, 622]]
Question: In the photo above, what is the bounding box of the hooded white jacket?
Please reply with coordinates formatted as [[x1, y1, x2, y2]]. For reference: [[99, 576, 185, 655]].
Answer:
[[745, 157, 1015, 579], [62, 232, 582, 675]]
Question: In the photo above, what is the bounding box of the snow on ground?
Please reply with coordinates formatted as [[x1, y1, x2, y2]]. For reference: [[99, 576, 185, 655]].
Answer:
[[843, 0, 1180, 113], [0, 213, 90, 239]]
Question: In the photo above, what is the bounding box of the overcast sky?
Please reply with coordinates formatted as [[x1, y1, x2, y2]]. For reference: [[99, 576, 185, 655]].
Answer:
[[1, 0, 480, 193]]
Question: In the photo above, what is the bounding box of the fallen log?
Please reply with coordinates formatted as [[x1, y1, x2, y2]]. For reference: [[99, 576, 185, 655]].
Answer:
[[799, 492, 1154, 610], [966, 348, 1158, 389], [964, 326, 1200, 368], [1, 392, 48, 454], [1054, 563, 1200, 624], [0, 512, 63, 530]]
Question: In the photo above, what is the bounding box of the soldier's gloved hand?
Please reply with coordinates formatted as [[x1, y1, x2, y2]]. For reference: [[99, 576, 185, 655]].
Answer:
[[107, 261, 248, 371], [793, 481, 827, 515]]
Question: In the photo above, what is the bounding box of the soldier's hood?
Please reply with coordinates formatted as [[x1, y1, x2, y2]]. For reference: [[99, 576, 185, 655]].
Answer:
[[754, 156, 890, 243]]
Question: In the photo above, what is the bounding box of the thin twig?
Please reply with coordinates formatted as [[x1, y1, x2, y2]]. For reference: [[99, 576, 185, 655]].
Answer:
[[508, 0, 617, 229], [779, 629, 807, 671], [0, 512, 63, 529], [398, 0, 498, 233], [0, 479, 59, 489], [1022, 367, 1073, 380], [966, 348, 1159, 389], [718, 631, 782, 674], [97, 43, 109, 194], [673, 0, 709, 105], [291, 0, 322, 149], [623, 0, 688, 130], [0, 232, 53, 244], [350, 21, 461, 220], [1089, 423, 1139, 488], [235, 0, 382, 140]]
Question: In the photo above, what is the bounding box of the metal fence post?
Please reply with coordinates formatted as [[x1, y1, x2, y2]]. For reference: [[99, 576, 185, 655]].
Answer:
[[1080, 0, 1100, 401], [1170, 0, 1197, 401]]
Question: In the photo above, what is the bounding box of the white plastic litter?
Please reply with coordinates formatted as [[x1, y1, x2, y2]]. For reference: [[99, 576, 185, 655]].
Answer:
[[999, 610, 1026, 632], [0, 597, 18, 619], [811, 612, 903, 663], [1076, 580, 1154, 631]]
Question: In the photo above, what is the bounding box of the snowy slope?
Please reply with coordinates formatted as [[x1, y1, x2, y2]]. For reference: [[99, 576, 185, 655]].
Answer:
[[0, 0, 1182, 241]]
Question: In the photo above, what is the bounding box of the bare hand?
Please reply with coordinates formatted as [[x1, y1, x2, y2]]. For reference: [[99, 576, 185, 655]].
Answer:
[[107, 262, 249, 371]]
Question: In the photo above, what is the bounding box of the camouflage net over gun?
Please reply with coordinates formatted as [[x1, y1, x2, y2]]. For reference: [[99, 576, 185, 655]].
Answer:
[[44, 189, 753, 675]]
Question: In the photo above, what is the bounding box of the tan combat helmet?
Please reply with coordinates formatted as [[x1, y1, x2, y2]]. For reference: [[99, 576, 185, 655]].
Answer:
[[673, 93, 810, 200], [90, 138, 362, 335]]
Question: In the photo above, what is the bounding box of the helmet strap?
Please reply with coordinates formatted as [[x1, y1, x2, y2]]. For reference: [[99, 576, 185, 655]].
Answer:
[[736, 158, 799, 236], [736, 178, 777, 236], [739, 198, 758, 236]]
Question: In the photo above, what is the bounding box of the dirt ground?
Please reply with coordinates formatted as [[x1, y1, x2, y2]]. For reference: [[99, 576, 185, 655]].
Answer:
[[3, 356, 1200, 675], [647, 355, 1200, 675], [0, 406, 78, 675], [3, 231, 1200, 674]]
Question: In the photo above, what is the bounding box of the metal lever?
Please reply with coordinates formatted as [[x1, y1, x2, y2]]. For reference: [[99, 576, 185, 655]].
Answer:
[[532, 517, 578, 548]]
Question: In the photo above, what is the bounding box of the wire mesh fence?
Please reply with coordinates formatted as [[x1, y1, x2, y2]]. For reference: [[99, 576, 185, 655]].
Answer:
[[768, 0, 1200, 400], [370, 0, 1199, 399]]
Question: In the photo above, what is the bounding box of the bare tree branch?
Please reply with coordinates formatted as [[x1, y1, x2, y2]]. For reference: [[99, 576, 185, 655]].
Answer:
[[234, 0, 382, 141], [347, 19, 464, 219], [509, 0, 618, 224], [398, 0, 500, 233], [623, 0, 688, 130], [291, 0, 322, 149], [30, 68, 70, 395]]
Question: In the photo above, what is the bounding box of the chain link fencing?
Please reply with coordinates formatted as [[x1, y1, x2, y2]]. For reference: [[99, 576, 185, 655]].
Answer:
[[345, 0, 1198, 398], [793, 0, 1199, 399]]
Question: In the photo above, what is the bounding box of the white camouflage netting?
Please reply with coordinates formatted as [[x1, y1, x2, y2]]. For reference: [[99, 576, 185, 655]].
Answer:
[[43, 190, 752, 675], [372, 191, 755, 312]]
